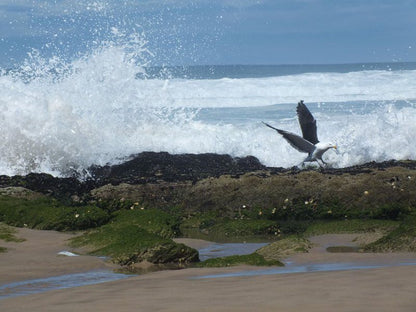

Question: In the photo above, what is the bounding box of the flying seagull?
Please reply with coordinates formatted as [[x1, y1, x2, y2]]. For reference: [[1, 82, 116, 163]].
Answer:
[[263, 100, 337, 167]]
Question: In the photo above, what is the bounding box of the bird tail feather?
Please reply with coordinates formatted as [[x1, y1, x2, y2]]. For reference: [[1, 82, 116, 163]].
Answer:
[[262, 121, 279, 132]]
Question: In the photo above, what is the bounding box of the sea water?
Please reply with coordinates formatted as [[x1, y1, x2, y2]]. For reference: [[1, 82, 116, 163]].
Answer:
[[1, 33, 416, 177]]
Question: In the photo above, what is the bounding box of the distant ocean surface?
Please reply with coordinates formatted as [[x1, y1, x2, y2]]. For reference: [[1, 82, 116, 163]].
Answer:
[[1, 44, 415, 177], [145, 62, 416, 80]]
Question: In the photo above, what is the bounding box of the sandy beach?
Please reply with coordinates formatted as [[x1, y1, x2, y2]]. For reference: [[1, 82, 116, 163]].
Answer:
[[2, 228, 416, 311], [0, 227, 112, 284]]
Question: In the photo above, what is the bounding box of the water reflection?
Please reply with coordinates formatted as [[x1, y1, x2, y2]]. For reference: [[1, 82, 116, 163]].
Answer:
[[198, 242, 268, 261], [195, 261, 416, 279], [0, 271, 131, 299]]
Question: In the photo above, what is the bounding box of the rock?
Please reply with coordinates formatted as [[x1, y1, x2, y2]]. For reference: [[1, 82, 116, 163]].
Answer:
[[90, 182, 190, 208], [142, 242, 199, 264], [114, 242, 199, 266], [0, 173, 91, 200], [256, 236, 312, 260], [89, 152, 267, 184], [0, 186, 43, 199], [1, 153, 416, 219]]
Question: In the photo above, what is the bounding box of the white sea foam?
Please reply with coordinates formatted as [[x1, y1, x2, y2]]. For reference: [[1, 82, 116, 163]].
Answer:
[[1, 37, 415, 176], [145, 69, 416, 108]]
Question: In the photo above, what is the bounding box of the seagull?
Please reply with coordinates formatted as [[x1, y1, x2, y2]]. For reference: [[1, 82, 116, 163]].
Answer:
[[263, 100, 337, 167]]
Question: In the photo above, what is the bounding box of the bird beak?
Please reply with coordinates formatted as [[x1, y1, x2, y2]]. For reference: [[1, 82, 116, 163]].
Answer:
[[333, 145, 340, 154], [333, 145, 337, 149]]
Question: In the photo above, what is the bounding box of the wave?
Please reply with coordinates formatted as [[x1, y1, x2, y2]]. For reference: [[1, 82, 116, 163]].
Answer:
[[1, 33, 415, 176], [138, 69, 416, 108]]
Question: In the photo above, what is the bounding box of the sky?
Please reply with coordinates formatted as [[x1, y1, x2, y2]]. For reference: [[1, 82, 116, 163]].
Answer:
[[0, 0, 415, 67]]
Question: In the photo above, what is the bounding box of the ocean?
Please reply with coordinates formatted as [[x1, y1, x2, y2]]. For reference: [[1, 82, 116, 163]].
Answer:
[[1, 39, 416, 177]]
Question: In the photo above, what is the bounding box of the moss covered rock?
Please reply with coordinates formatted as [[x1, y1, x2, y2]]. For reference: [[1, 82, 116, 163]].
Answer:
[[88, 165, 416, 225], [0, 223, 25, 242], [364, 215, 416, 252], [196, 253, 283, 268], [179, 166, 416, 220], [0, 187, 43, 200], [0, 195, 110, 231], [70, 223, 199, 265], [256, 236, 312, 261]]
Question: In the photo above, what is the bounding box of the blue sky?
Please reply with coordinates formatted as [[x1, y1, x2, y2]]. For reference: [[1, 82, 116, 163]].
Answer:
[[0, 0, 415, 66]]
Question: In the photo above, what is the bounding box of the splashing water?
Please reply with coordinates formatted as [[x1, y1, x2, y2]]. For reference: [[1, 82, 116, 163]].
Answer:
[[1, 29, 416, 177]]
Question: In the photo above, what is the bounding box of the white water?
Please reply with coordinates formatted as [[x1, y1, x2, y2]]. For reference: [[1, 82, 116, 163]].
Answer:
[[1, 35, 416, 177]]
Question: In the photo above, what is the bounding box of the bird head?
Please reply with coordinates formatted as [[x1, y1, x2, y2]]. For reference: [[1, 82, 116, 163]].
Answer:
[[317, 142, 337, 151], [327, 143, 339, 154]]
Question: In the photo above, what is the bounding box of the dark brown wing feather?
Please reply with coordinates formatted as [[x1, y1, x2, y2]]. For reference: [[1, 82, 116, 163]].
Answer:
[[262, 122, 315, 154], [296, 100, 319, 144]]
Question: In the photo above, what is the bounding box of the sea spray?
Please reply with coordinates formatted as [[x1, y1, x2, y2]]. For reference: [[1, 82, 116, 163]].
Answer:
[[1, 31, 416, 176]]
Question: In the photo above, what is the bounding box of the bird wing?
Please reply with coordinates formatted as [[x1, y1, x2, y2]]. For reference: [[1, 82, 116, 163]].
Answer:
[[262, 122, 315, 154], [296, 100, 319, 144]]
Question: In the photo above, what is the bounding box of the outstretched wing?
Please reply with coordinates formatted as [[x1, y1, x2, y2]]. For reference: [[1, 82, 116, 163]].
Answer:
[[262, 122, 315, 154], [296, 100, 319, 144]]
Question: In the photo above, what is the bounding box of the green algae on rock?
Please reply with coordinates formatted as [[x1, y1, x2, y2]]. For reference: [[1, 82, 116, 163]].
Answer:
[[0, 195, 110, 231], [0, 223, 25, 253], [70, 223, 199, 266], [195, 253, 283, 268], [89, 164, 416, 228], [364, 215, 416, 252], [69, 208, 198, 265], [256, 236, 312, 261], [179, 214, 279, 241], [0, 223, 25, 242], [1, 154, 416, 267]]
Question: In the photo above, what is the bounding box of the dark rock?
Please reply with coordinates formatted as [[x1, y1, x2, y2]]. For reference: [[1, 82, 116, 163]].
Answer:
[[0, 173, 90, 200], [1, 152, 416, 202], [114, 242, 199, 266], [89, 152, 266, 185]]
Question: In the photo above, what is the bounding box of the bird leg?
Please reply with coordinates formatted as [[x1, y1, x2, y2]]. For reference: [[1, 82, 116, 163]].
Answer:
[[316, 159, 325, 168], [299, 157, 311, 168]]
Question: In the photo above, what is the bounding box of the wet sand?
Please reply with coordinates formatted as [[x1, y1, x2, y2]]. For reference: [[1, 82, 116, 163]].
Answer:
[[0, 227, 112, 284], [2, 229, 416, 311]]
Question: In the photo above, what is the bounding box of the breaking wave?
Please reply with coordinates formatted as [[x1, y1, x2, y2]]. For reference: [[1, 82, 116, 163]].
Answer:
[[1, 30, 415, 176]]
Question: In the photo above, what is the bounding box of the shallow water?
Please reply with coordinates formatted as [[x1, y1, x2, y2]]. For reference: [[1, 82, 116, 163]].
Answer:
[[0, 271, 131, 299], [326, 246, 361, 253], [0, 242, 263, 299], [194, 261, 416, 279], [198, 242, 268, 261], [2, 243, 416, 298]]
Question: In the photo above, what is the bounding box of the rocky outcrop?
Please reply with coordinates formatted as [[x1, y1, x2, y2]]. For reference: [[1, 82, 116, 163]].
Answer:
[[0, 152, 266, 199], [89, 163, 416, 220], [0, 173, 91, 200], [0, 186, 43, 200], [1, 152, 416, 218], [115, 242, 199, 266], [88, 152, 267, 184]]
